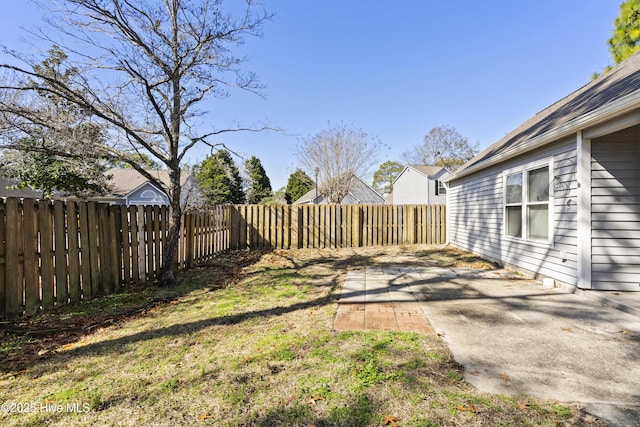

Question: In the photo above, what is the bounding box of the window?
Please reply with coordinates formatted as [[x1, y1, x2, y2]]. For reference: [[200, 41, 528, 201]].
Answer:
[[504, 163, 551, 242], [526, 167, 549, 240], [436, 180, 447, 195], [505, 173, 522, 238]]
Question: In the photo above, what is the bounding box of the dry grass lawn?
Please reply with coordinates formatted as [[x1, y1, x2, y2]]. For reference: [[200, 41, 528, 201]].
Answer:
[[0, 245, 606, 426]]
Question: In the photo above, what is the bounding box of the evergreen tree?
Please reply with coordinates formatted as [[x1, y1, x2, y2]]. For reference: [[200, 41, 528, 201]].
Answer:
[[196, 150, 245, 205], [372, 161, 404, 194], [244, 156, 272, 204], [285, 169, 314, 204], [609, 0, 640, 64]]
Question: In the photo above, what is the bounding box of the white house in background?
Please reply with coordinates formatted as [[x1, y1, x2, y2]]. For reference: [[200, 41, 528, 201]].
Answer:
[[293, 174, 385, 204], [446, 49, 640, 292], [386, 165, 449, 205], [89, 168, 202, 208]]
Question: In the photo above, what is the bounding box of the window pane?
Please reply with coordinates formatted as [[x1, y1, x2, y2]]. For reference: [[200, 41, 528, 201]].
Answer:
[[506, 173, 522, 203], [528, 167, 549, 202], [506, 206, 522, 237], [438, 181, 447, 195], [527, 205, 549, 240]]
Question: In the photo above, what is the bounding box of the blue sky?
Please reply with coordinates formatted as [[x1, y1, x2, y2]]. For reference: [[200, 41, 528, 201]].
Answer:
[[0, 1, 622, 190]]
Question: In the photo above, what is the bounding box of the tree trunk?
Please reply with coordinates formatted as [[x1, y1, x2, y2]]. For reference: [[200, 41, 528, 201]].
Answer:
[[158, 170, 182, 287]]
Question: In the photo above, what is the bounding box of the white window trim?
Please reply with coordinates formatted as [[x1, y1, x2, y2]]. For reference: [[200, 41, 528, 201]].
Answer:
[[502, 158, 554, 247]]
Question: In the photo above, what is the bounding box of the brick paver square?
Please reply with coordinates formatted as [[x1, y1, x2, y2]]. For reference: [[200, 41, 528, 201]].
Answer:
[[335, 270, 434, 334]]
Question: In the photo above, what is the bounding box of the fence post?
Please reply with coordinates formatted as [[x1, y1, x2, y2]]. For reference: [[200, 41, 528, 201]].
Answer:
[[0, 200, 6, 318], [120, 205, 131, 285], [185, 212, 194, 268], [153, 206, 161, 277], [22, 200, 38, 316], [440, 205, 447, 244], [4, 198, 20, 318], [78, 202, 93, 298], [228, 206, 238, 250], [87, 202, 100, 297], [38, 200, 55, 308], [66, 201, 81, 302]]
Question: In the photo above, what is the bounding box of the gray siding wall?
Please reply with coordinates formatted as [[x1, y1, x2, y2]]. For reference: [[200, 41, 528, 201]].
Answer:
[[449, 138, 578, 285], [429, 176, 447, 205], [127, 183, 169, 206], [591, 128, 640, 290], [393, 168, 429, 204]]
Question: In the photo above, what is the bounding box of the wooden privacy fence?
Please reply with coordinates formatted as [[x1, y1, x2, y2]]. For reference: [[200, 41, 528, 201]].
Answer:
[[0, 198, 229, 319], [229, 204, 446, 250], [0, 200, 444, 319]]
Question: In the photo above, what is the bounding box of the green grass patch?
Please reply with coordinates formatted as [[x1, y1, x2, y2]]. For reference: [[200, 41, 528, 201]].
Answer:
[[0, 247, 600, 427]]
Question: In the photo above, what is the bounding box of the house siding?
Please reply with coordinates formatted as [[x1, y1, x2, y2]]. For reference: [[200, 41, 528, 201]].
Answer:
[[127, 182, 169, 206], [449, 139, 578, 285], [430, 169, 448, 205], [393, 168, 430, 204], [590, 128, 640, 290]]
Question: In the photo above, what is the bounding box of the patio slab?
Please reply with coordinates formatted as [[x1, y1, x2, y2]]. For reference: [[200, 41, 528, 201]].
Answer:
[[334, 265, 640, 427]]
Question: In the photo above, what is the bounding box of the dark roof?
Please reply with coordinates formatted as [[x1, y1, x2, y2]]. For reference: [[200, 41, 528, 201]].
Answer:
[[347, 175, 385, 203], [452, 49, 640, 179], [0, 177, 44, 199], [105, 168, 190, 197], [293, 174, 384, 204]]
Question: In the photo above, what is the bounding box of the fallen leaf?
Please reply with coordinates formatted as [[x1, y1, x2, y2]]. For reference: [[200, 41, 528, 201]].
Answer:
[[381, 415, 402, 426], [500, 373, 510, 383], [281, 394, 296, 406], [620, 330, 630, 335], [517, 400, 530, 410], [306, 395, 324, 406], [198, 413, 214, 421], [560, 327, 574, 333], [457, 404, 477, 413]]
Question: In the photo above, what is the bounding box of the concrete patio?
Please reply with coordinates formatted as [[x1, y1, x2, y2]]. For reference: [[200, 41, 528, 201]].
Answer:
[[335, 265, 640, 427]]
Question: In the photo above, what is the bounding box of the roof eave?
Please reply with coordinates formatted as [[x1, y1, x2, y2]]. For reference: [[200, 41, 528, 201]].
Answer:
[[449, 90, 640, 182]]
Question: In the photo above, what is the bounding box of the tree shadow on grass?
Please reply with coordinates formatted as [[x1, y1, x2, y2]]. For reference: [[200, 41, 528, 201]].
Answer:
[[0, 249, 271, 373]]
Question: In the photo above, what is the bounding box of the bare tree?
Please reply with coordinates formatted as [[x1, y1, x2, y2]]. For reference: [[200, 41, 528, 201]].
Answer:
[[0, 0, 272, 286], [402, 125, 479, 170], [296, 123, 380, 204]]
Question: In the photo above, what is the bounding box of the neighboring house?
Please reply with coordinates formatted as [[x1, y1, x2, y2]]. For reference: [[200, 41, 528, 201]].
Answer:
[[0, 177, 46, 199], [88, 168, 202, 208], [386, 165, 449, 205], [446, 50, 640, 292], [293, 174, 385, 204]]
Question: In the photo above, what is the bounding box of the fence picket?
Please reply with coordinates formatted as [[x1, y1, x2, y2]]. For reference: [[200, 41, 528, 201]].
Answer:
[[0, 201, 5, 318], [1, 200, 444, 319], [4, 198, 21, 318], [66, 202, 81, 302], [22, 201, 38, 315], [53, 201, 68, 304], [78, 202, 92, 297], [38, 200, 55, 308], [87, 203, 100, 297]]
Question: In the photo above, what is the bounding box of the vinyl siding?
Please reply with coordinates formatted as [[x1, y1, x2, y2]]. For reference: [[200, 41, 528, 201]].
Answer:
[[127, 182, 169, 206], [449, 139, 578, 285], [392, 168, 429, 204], [590, 128, 640, 291]]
